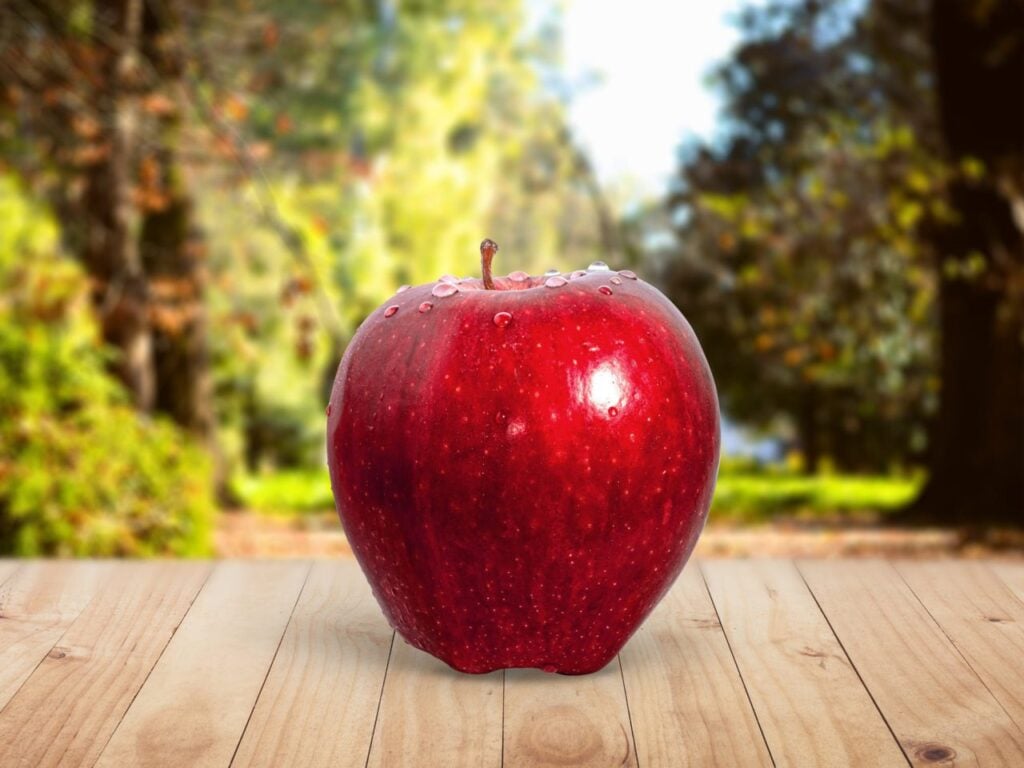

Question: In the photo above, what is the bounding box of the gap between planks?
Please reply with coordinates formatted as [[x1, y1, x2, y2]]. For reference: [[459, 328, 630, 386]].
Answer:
[[0, 560, 22, 590]]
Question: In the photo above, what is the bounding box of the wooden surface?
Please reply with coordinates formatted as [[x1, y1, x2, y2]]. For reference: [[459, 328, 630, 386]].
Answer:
[[1, 560, 1023, 767]]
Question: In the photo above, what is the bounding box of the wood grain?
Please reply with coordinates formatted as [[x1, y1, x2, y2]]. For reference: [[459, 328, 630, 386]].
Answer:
[[366, 639, 502, 768], [801, 559, 1024, 766], [0, 561, 20, 588], [993, 562, 1024, 605], [0, 561, 209, 768], [702, 559, 906, 767], [0, 560, 111, 710], [619, 565, 771, 767], [504, 661, 636, 767], [94, 561, 310, 768], [232, 561, 394, 768], [895, 561, 1024, 731]]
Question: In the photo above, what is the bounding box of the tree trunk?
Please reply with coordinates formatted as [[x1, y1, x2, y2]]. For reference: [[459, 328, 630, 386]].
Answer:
[[798, 386, 820, 474], [139, 178, 210, 433], [912, 0, 1024, 525], [80, 0, 154, 411], [138, 1, 233, 502]]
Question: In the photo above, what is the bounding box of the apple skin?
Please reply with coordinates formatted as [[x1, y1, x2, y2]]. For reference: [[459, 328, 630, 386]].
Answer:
[[327, 268, 719, 674]]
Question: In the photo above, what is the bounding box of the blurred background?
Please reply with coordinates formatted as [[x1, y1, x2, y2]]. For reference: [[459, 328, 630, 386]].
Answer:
[[0, 0, 1020, 558]]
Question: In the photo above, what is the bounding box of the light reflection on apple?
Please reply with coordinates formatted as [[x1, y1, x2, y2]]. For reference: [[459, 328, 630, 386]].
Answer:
[[582, 361, 628, 416]]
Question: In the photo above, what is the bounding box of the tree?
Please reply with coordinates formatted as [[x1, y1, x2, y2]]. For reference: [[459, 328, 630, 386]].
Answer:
[[187, 0, 606, 470], [662, 0, 939, 473], [662, 0, 1023, 523], [1, 0, 153, 408], [139, 0, 213, 439], [1, 0, 211, 435], [914, 0, 1023, 524], [2, 0, 604, 483]]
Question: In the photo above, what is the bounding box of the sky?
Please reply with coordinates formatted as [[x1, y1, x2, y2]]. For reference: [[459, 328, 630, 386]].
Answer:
[[557, 0, 750, 197]]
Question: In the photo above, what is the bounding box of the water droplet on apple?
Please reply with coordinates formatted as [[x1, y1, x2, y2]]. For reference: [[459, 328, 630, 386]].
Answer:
[[384, 305, 399, 317], [610, 276, 622, 285], [545, 276, 568, 288], [598, 285, 613, 296], [569, 270, 587, 279], [396, 284, 411, 294], [492, 311, 513, 328], [619, 269, 638, 280], [608, 406, 618, 416], [508, 270, 529, 282], [418, 301, 433, 313], [587, 260, 610, 271], [544, 268, 560, 277], [431, 282, 458, 298], [438, 273, 458, 283]]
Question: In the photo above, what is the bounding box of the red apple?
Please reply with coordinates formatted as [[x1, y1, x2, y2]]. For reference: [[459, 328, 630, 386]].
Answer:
[[327, 241, 719, 674]]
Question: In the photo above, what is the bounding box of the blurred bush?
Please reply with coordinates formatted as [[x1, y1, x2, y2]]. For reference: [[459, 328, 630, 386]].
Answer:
[[0, 177, 213, 556]]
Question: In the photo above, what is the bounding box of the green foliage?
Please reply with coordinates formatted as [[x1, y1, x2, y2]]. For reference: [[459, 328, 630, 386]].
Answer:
[[0, 177, 214, 556]]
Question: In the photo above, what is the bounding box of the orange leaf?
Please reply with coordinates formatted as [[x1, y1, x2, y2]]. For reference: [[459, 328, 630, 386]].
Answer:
[[274, 113, 293, 135], [222, 94, 249, 122], [263, 21, 280, 49], [142, 93, 177, 116], [72, 114, 101, 139]]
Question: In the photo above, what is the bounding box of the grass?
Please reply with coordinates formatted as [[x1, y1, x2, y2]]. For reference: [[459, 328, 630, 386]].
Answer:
[[234, 463, 923, 523], [232, 468, 334, 516], [712, 471, 922, 523]]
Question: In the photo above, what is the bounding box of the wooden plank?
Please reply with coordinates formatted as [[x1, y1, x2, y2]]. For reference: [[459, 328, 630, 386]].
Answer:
[[0, 562, 210, 768], [895, 561, 1024, 731], [0, 561, 20, 588], [619, 564, 772, 767], [992, 562, 1024, 605], [366, 640, 502, 768], [95, 561, 310, 768], [0, 560, 111, 710], [801, 559, 1024, 766], [232, 561, 394, 768], [703, 559, 906, 767], [504, 662, 636, 767]]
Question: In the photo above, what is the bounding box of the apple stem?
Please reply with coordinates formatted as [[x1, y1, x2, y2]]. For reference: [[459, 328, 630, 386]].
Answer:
[[480, 239, 499, 290]]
